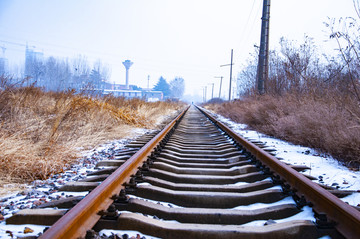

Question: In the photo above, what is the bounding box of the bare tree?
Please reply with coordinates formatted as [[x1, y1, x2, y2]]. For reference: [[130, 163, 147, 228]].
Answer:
[[324, 0, 360, 102], [93, 59, 110, 82], [170, 77, 185, 98], [72, 55, 90, 76], [71, 55, 90, 90], [43, 57, 71, 91]]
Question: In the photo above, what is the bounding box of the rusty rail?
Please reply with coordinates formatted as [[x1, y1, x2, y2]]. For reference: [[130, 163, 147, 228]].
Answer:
[[40, 106, 189, 239], [197, 106, 360, 239]]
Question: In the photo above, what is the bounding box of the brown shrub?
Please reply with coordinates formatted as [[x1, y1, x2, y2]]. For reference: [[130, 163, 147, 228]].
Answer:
[[206, 94, 360, 167]]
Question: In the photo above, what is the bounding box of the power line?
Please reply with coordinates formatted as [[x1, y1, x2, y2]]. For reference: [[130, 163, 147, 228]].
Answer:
[[0, 36, 219, 75], [236, 0, 263, 70], [239, 0, 257, 40], [238, 0, 263, 52]]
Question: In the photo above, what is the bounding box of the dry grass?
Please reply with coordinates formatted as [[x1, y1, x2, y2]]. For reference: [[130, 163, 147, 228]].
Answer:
[[205, 94, 360, 167], [0, 78, 185, 186]]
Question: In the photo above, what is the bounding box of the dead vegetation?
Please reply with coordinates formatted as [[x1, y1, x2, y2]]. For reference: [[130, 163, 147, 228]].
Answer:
[[0, 77, 184, 185], [205, 93, 360, 167], [205, 19, 360, 167]]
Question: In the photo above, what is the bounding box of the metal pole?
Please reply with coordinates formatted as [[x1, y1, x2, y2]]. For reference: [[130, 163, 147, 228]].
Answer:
[[203, 87, 205, 102], [220, 52, 234, 101], [229, 49, 233, 100], [257, 0, 270, 94], [205, 86, 207, 102], [214, 76, 223, 98], [219, 76, 223, 98], [211, 83, 214, 99]]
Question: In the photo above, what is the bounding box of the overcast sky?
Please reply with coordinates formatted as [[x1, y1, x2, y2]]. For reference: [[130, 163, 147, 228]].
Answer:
[[0, 0, 358, 100]]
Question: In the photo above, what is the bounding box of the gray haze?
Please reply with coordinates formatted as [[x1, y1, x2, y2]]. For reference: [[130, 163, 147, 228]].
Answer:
[[0, 0, 357, 101]]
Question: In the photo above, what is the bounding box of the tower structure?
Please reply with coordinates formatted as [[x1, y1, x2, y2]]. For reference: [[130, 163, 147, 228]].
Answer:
[[122, 60, 133, 89], [25, 44, 43, 86]]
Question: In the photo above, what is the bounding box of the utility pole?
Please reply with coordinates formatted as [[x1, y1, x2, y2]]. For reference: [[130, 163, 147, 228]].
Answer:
[[214, 76, 223, 98], [147, 75, 150, 89], [211, 83, 214, 99], [229, 49, 233, 100], [220, 49, 234, 101], [204, 86, 207, 102], [257, 0, 270, 94], [202, 87, 206, 102]]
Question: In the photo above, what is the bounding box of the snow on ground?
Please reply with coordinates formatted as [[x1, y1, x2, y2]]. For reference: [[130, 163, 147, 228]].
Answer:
[[1, 112, 359, 238], [216, 114, 360, 207], [241, 205, 315, 226], [0, 135, 146, 239]]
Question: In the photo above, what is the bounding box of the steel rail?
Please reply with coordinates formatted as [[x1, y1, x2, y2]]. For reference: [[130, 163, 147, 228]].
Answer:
[[197, 106, 360, 239], [40, 106, 189, 239]]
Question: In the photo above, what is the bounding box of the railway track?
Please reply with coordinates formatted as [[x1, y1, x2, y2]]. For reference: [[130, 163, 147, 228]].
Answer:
[[6, 105, 360, 238]]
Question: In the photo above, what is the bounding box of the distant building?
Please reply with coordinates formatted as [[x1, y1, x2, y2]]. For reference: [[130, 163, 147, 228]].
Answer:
[[83, 81, 163, 101], [142, 90, 164, 102], [103, 88, 163, 101], [24, 45, 44, 85], [0, 58, 8, 75], [103, 89, 142, 98], [105, 83, 136, 91], [0, 46, 8, 75]]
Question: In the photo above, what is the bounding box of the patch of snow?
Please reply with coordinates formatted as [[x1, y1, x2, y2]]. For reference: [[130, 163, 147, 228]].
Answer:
[[127, 195, 183, 209], [133, 128, 152, 135], [0, 224, 47, 238], [227, 181, 249, 186], [137, 182, 152, 187], [227, 177, 272, 186], [341, 192, 360, 206], [241, 206, 314, 226], [232, 196, 296, 210], [267, 185, 283, 190], [215, 114, 360, 206], [0, 137, 143, 238]]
